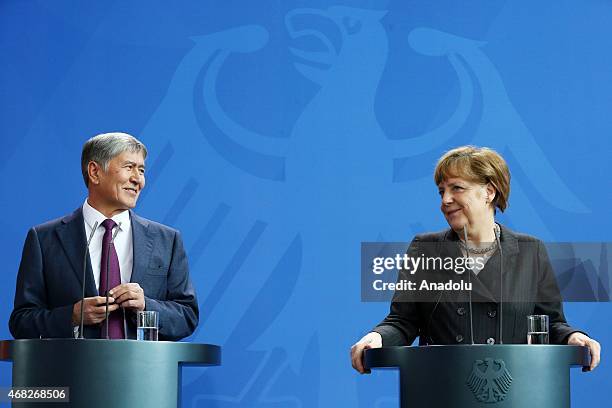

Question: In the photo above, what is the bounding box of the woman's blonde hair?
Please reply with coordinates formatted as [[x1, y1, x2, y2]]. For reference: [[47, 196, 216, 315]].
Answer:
[[434, 145, 511, 212]]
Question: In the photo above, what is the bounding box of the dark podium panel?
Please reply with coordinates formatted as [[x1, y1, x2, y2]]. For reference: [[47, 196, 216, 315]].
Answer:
[[0, 339, 221, 408], [365, 345, 589, 408]]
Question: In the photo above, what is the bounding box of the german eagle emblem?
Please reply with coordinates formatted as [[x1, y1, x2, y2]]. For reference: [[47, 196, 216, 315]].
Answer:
[[466, 358, 513, 403]]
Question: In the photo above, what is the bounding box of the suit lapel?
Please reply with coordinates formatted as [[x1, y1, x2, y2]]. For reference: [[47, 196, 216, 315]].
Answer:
[[56, 208, 98, 296], [471, 253, 501, 302], [466, 225, 520, 303], [130, 211, 153, 284], [499, 224, 519, 272]]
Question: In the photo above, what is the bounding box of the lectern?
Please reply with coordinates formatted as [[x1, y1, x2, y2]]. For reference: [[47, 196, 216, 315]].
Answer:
[[365, 345, 589, 408], [0, 339, 221, 408]]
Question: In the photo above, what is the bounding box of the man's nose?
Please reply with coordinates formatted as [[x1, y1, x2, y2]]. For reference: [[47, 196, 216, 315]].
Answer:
[[129, 170, 143, 185]]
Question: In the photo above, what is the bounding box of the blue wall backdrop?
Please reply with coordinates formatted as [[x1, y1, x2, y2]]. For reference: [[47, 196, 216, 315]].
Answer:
[[1, 1, 610, 406]]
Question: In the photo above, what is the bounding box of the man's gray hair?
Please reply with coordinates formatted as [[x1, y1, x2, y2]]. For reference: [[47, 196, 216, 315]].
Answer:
[[81, 132, 148, 187]]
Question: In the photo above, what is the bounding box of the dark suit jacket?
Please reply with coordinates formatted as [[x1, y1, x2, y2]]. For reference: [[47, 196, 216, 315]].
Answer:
[[9, 208, 198, 341], [373, 225, 582, 346]]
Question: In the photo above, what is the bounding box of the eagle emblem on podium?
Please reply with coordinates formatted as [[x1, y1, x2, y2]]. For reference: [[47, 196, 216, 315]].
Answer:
[[466, 358, 513, 403]]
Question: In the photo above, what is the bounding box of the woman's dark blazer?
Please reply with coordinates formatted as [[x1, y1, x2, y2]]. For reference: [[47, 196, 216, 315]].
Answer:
[[373, 224, 581, 346]]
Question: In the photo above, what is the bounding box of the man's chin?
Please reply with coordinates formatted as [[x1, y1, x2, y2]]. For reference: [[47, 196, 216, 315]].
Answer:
[[119, 200, 138, 210]]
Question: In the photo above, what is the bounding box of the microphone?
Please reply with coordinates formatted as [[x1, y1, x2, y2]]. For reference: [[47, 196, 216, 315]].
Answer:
[[122, 308, 128, 340], [425, 290, 444, 345], [104, 222, 121, 340], [463, 225, 475, 345], [79, 220, 99, 339], [494, 224, 503, 344]]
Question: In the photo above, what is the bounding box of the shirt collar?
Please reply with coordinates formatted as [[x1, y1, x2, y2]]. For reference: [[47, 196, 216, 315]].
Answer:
[[82, 198, 131, 232]]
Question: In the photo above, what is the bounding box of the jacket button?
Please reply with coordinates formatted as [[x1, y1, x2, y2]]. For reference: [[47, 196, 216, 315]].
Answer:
[[488, 310, 497, 318], [487, 337, 495, 345], [456, 334, 464, 343], [457, 307, 466, 316]]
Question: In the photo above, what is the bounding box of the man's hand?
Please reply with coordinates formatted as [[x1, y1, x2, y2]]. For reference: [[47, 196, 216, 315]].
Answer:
[[72, 296, 119, 326], [110, 283, 145, 311], [568, 332, 601, 372], [350, 332, 383, 374]]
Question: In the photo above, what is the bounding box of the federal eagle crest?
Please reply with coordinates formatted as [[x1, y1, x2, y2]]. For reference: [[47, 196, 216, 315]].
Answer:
[[466, 358, 513, 403]]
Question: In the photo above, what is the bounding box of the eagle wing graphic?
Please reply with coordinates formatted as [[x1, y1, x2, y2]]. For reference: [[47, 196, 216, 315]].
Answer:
[[493, 359, 513, 396], [466, 359, 487, 393]]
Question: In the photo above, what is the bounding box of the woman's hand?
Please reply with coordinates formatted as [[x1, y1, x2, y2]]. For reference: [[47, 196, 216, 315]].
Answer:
[[350, 332, 383, 374], [568, 332, 601, 371]]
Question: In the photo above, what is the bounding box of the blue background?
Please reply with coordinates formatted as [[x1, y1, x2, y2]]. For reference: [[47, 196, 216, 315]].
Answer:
[[1, 1, 610, 406]]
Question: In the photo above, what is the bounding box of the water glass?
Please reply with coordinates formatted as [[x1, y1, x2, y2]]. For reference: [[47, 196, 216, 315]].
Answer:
[[527, 315, 549, 344], [137, 310, 159, 341]]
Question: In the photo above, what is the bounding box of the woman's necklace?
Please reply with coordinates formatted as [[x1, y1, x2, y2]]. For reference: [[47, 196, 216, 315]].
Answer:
[[461, 241, 497, 254], [460, 224, 500, 254]]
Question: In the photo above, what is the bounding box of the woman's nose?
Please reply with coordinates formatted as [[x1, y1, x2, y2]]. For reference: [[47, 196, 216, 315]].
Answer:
[[441, 191, 453, 204]]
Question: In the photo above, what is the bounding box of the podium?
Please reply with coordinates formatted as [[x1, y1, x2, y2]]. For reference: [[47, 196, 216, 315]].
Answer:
[[364, 345, 589, 408], [0, 339, 220, 408]]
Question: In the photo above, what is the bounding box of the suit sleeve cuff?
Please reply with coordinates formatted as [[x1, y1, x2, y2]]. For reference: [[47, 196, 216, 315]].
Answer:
[[372, 325, 408, 347]]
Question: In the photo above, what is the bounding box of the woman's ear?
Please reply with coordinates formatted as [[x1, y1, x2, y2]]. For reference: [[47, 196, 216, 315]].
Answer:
[[485, 183, 496, 204]]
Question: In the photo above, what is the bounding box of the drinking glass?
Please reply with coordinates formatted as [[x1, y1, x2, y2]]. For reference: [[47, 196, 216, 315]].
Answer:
[[137, 311, 159, 341], [527, 315, 549, 344]]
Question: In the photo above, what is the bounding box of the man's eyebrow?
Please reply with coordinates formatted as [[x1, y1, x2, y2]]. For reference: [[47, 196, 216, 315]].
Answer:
[[123, 161, 146, 169]]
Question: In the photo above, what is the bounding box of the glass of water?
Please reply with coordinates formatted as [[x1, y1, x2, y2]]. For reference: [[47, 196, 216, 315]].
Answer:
[[527, 315, 549, 344], [137, 311, 159, 341]]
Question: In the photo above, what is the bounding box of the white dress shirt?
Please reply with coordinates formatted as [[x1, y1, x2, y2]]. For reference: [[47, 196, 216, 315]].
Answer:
[[82, 199, 133, 291]]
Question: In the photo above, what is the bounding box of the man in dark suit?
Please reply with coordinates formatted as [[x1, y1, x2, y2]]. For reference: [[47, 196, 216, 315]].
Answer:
[[9, 132, 198, 340]]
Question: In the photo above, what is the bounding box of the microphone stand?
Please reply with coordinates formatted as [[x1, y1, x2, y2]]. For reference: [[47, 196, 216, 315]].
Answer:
[[79, 221, 99, 339], [122, 308, 128, 340], [463, 225, 475, 345], [494, 224, 503, 344]]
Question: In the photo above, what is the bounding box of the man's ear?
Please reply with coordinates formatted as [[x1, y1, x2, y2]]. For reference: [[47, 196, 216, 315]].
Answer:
[[88, 161, 102, 186]]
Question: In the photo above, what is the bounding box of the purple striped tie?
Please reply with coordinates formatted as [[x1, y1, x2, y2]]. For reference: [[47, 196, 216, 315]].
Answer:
[[99, 219, 124, 339]]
